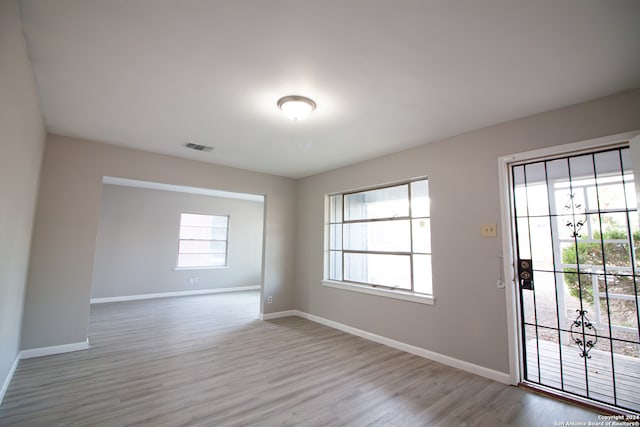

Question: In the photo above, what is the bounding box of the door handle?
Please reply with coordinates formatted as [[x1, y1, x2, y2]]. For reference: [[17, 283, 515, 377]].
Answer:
[[518, 259, 534, 290]]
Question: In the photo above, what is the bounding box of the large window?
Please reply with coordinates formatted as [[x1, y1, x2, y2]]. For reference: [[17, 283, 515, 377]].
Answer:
[[326, 178, 433, 300], [177, 213, 229, 268]]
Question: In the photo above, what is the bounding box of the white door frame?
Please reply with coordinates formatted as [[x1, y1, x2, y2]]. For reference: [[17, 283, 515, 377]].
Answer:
[[497, 130, 640, 386]]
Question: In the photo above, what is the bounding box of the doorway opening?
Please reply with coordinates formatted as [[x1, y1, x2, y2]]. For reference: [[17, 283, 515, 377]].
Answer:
[[89, 177, 265, 317]]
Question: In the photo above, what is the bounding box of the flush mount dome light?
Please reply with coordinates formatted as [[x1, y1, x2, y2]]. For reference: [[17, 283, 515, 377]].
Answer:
[[277, 95, 316, 120]]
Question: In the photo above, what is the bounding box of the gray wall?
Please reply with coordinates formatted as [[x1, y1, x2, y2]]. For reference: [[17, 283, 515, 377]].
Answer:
[[22, 134, 296, 350], [91, 185, 263, 298], [0, 0, 46, 391], [295, 89, 640, 374]]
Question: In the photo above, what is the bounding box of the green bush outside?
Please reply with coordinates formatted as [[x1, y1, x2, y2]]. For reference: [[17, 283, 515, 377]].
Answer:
[[562, 228, 640, 304]]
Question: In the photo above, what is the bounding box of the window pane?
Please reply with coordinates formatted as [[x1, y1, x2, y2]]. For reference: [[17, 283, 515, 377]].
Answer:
[[179, 226, 215, 240], [529, 216, 553, 272], [517, 218, 531, 259], [567, 155, 594, 215], [625, 178, 637, 211], [211, 216, 228, 227], [180, 213, 209, 226], [329, 224, 342, 250], [179, 226, 227, 240], [595, 182, 628, 213], [603, 242, 631, 269], [179, 240, 226, 254], [546, 159, 569, 216], [330, 195, 342, 223], [344, 184, 409, 221], [329, 250, 342, 281], [344, 253, 411, 289], [211, 227, 228, 240], [178, 213, 228, 268], [597, 212, 630, 239], [513, 165, 528, 217], [180, 213, 226, 227], [413, 254, 432, 295], [620, 148, 638, 210], [524, 163, 549, 217], [326, 179, 433, 296], [344, 220, 410, 252], [412, 219, 431, 254], [411, 180, 429, 218], [178, 253, 226, 267]]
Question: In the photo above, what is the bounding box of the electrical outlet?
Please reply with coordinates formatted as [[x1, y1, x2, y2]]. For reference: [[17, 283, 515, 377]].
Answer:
[[481, 223, 497, 238], [267, 296, 273, 304]]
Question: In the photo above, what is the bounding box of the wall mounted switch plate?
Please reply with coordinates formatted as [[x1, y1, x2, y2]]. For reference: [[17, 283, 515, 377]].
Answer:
[[482, 223, 497, 237]]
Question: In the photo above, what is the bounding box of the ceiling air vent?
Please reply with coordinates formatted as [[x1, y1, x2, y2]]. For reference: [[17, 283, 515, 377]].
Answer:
[[184, 142, 214, 152]]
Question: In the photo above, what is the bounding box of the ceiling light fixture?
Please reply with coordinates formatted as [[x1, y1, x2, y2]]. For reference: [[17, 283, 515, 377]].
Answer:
[[277, 95, 316, 120]]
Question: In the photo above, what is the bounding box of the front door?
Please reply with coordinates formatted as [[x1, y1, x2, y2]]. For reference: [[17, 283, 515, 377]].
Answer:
[[510, 146, 640, 413]]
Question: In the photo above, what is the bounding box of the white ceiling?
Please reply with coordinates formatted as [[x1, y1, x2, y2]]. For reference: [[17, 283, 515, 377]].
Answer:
[[18, 0, 640, 178]]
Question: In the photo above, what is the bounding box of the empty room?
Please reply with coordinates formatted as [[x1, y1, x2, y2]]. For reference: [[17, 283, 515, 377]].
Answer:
[[2, 0, 640, 425]]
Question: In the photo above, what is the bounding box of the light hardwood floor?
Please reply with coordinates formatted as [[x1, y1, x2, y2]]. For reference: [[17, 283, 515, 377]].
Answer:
[[0, 291, 604, 426], [526, 339, 640, 412]]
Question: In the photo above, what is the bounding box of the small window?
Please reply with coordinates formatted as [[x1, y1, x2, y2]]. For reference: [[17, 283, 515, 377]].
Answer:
[[326, 178, 433, 299], [177, 213, 229, 268]]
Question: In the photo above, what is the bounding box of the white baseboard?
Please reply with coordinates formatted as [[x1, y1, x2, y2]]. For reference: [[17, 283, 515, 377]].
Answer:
[[259, 310, 298, 320], [0, 355, 20, 405], [90, 286, 260, 304], [19, 340, 90, 360], [281, 310, 510, 385]]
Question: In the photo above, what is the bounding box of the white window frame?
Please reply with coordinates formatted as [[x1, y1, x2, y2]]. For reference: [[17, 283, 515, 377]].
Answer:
[[176, 213, 229, 270], [323, 178, 435, 305]]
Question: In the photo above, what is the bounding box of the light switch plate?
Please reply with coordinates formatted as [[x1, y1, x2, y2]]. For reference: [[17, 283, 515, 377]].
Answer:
[[482, 223, 497, 237]]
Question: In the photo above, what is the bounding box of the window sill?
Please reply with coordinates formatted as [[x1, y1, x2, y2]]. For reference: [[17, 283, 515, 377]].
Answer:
[[322, 280, 435, 305], [174, 266, 229, 271]]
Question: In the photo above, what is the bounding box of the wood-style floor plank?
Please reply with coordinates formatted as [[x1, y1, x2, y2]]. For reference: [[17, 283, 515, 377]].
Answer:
[[0, 291, 604, 426], [526, 339, 640, 412]]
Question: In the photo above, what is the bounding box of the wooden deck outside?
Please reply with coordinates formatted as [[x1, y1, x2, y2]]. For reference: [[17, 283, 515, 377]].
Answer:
[[526, 339, 640, 412]]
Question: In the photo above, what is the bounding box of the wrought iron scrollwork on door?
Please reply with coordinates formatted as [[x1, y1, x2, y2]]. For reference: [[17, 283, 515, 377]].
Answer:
[[570, 309, 598, 358], [564, 193, 586, 238], [564, 192, 597, 358]]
